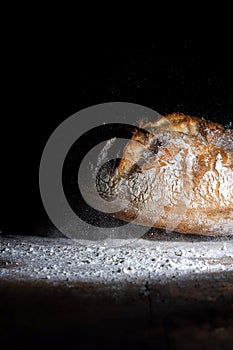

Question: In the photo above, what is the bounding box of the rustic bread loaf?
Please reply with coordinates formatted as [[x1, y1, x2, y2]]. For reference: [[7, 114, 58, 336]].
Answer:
[[104, 114, 233, 236]]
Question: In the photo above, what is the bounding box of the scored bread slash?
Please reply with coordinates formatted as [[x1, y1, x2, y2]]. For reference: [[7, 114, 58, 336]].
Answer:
[[97, 113, 233, 236]]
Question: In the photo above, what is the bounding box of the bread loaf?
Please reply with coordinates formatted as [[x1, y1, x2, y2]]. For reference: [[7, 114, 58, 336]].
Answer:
[[98, 114, 233, 236]]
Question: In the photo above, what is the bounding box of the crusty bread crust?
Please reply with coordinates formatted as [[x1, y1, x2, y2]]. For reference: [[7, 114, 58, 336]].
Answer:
[[111, 114, 233, 236]]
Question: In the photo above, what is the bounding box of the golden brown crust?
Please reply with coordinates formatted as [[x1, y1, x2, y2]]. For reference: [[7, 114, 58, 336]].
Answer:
[[111, 113, 233, 236]]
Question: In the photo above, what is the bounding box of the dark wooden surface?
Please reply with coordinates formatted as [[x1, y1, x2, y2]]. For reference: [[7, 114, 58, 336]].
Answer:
[[1, 277, 233, 350]]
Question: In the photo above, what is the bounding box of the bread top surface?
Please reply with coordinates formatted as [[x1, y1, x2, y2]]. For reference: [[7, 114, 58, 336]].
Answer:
[[117, 113, 233, 174], [138, 113, 233, 150]]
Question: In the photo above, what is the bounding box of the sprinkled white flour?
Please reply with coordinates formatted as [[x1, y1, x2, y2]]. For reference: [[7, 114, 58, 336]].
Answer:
[[1, 236, 233, 286]]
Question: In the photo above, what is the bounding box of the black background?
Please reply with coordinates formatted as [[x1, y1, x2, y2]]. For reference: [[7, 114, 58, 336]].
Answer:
[[1, 42, 233, 236]]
